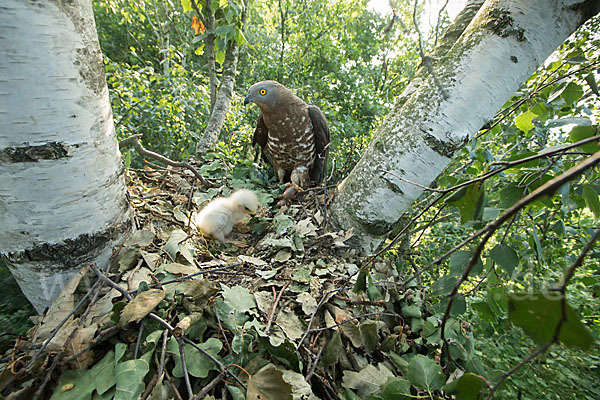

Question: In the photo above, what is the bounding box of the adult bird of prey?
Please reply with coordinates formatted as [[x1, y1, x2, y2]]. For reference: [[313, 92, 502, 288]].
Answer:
[[244, 80, 330, 194]]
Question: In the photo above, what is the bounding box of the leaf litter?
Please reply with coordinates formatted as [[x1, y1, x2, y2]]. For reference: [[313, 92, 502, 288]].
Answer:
[[0, 160, 477, 399]]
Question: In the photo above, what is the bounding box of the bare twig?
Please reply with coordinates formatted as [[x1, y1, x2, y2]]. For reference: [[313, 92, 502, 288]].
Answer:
[[213, 302, 231, 353], [440, 151, 600, 363], [119, 134, 211, 187], [297, 287, 345, 350], [27, 277, 100, 370], [32, 272, 106, 400], [178, 338, 194, 399], [308, 312, 400, 334], [305, 343, 326, 382], [141, 329, 170, 400], [412, 0, 448, 99], [127, 262, 243, 295], [486, 228, 600, 398], [134, 320, 145, 359], [434, 0, 450, 46], [192, 372, 224, 400], [265, 281, 291, 333], [369, 134, 600, 282], [181, 337, 247, 391]]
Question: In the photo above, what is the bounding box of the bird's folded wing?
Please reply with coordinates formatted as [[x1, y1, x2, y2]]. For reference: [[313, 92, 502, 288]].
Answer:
[[308, 105, 330, 183]]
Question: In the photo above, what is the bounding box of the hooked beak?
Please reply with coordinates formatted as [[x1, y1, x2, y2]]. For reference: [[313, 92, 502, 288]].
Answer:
[[243, 96, 251, 106]]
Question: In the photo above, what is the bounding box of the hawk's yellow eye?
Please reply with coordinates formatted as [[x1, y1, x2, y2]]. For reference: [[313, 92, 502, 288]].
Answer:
[[259, 89, 267, 95]]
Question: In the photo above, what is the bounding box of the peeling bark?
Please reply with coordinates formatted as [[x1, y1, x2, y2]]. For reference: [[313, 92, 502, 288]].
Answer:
[[330, 0, 600, 254], [0, 0, 130, 312]]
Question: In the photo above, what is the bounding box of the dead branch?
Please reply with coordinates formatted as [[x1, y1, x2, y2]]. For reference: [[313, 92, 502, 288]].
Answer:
[[119, 134, 211, 187]]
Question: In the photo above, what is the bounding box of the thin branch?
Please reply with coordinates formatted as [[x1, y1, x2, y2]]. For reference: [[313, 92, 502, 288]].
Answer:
[[412, 0, 448, 99], [119, 134, 210, 187], [434, 0, 450, 47], [27, 277, 100, 370], [366, 134, 599, 277], [181, 337, 247, 390], [486, 228, 600, 398], [440, 151, 600, 363], [297, 287, 345, 350], [308, 312, 400, 333], [178, 338, 194, 399], [192, 372, 224, 400], [265, 281, 291, 333]]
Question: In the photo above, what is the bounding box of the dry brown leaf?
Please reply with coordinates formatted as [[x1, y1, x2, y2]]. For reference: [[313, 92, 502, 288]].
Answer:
[[120, 289, 166, 324]]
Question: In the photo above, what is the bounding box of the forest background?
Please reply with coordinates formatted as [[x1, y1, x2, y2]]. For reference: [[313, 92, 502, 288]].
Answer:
[[1, 0, 599, 399]]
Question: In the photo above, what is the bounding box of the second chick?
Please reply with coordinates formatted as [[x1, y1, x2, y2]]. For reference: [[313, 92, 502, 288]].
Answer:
[[194, 189, 259, 243]]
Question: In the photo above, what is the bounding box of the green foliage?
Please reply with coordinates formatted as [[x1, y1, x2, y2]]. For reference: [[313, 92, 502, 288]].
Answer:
[[407, 15, 600, 400], [105, 62, 210, 163], [239, 0, 420, 180], [4, 2, 600, 400], [0, 261, 34, 336], [508, 293, 595, 350], [406, 354, 446, 393]]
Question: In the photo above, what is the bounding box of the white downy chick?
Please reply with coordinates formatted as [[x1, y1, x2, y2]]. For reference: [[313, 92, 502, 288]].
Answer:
[[194, 189, 259, 243]]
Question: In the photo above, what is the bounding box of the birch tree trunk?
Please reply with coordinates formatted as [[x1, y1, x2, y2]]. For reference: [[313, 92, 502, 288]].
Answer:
[[0, 0, 130, 313], [195, 0, 249, 155], [330, 0, 600, 254]]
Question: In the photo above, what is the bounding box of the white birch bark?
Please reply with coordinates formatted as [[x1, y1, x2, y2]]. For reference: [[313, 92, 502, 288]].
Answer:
[[0, 0, 130, 313], [330, 0, 600, 254]]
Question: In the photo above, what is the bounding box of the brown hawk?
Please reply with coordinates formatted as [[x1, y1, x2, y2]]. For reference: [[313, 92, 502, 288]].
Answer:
[[243, 80, 330, 191]]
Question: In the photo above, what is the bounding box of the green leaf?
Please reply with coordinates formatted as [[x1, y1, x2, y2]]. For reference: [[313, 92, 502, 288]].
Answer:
[[114, 359, 150, 400], [353, 269, 368, 293], [489, 244, 519, 275], [216, 50, 226, 65], [273, 214, 295, 235], [515, 110, 537, 133], [582, 185, 600, 219], [169, 337, 223, 378], [124, 150, 132, 170], [342, 364, 394, 399], [450, 250, 483, 277], [430, 275, 458, 296], [585, 73, 599, 96], [386, 352, 409, 374], [508, 293, 595, 350], [569, 125, 599, 153], [450, 294, 467, 316], [443, 373, 485, 400], [531, 225, 545, 263], [216, 284, 256, 331], [180, 0, 193, 12], [50, 369, 95, 400], [560, 82, 584, 104], [360, 321, 378, 353], [344, 388, 361, 399], [226, 384, 246, 400], [380, 377, 411, 399], [566, 55, 588, 64], [92, 350, 116, 395], [447, 183, 485, 224], [323, 330, 342, 368], [401, 304, 421, 318], [471, 299, 496, 322], [367, 273, 383, 301], [162, 228, 189, 262], [406, 355, 446, 392]]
